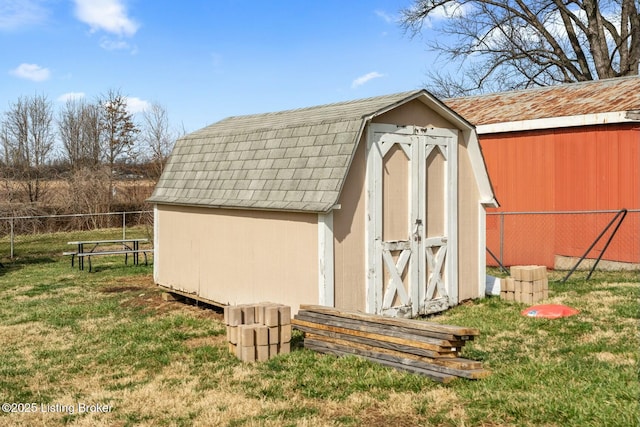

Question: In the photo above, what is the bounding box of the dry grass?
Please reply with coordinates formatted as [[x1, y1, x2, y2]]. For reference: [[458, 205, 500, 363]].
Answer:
[[0, 254, 638, 426], [0, 272, 479, 427]]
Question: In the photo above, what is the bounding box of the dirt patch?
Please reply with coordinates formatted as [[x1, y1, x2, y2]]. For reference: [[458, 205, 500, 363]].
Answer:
[[121, 291, 221, 318], [97, 275, 156, 296], [101, 285, 145, 293], [102, 274, 225, 320], [359, 409, 420, 427], [101, 274, 156, 288]]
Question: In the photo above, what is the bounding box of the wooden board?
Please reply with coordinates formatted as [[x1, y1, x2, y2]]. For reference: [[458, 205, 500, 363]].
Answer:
[[295, 310, 469, 344], [294, 311, 464, 348], [304, 340, 457, 384], [299, 304, 480, 337], [292, 318, 458, 357], [305, 337, 490, 380], [306, 333, 483, 371]]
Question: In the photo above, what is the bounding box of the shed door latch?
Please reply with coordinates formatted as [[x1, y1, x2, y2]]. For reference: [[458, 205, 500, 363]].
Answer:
[[413, 219, 422, 242]]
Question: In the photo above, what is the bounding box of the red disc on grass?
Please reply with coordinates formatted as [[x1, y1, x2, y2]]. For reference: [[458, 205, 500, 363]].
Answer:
[[521, 304, 579, 319]]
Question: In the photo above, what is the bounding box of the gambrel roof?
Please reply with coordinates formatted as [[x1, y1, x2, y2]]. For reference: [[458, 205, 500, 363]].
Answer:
[[149, 90, 490, 212]]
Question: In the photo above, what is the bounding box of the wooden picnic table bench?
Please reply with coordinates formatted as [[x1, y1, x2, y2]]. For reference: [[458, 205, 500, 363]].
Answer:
[[64, 238, 151, 272]]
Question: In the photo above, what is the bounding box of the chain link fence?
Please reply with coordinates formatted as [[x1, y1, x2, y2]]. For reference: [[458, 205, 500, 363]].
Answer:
[[3, 208, 639, 273], [0, 211, 153, 259], [487, 209, 640, 271]]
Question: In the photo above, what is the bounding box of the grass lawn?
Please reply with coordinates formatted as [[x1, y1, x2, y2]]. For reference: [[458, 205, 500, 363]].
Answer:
[[0, 229, 638, 426]]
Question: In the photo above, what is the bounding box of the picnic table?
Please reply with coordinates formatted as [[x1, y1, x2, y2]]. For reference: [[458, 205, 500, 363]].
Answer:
[[65, 238, 151, 272]]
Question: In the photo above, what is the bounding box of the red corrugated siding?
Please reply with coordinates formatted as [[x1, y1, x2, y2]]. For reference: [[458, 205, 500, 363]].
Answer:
[[483, 124, 640, 267]]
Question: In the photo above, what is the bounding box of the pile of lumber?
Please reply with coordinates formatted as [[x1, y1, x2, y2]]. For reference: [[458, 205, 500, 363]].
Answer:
[[224, 303, 292, 363], [292, 304, 489, 383]]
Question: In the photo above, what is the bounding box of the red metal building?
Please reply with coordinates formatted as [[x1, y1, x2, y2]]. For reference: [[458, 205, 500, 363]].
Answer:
[[445, 77, 640, 268]]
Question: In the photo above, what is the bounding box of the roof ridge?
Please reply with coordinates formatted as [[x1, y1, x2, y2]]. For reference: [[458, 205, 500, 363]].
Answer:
[[220, 89, 423, 121], [185, 116, 358, 139]]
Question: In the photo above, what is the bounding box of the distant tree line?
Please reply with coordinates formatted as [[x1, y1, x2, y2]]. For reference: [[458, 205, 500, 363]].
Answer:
[[0, 89, 182, 216]]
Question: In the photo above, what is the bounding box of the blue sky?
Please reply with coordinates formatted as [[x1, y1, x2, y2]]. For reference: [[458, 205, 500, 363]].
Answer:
[[1, 0, 444, 133]]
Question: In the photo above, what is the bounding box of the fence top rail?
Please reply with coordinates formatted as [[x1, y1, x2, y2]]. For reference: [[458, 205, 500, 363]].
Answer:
[[0, 211, 152, 221], [487, 209, 639, 215]]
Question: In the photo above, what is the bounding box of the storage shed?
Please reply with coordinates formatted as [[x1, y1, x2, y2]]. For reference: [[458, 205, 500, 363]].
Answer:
[[149, 90, 497, 317], [445, 77, 640, 268]]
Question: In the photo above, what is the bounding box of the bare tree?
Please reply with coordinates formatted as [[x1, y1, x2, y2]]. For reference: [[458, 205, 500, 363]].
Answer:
[[83, 102, 102, 168], [63, 166, 112, 227], [58, 98, 101, 170], [0, 126, 20, 203], [140, 102, 179, 180], [98, 89, 139, 201], [401, 0, 640, 96], [0, 95, 55, 202]]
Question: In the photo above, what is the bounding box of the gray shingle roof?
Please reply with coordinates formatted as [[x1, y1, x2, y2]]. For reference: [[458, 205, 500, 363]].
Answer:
[[148, 90, 426, 212]]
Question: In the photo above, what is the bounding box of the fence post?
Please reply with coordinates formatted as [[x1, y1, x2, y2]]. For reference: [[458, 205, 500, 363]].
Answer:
[[10, 218, 14, 259], [499, 213, 504, 267], [122, 212, 126, 240]]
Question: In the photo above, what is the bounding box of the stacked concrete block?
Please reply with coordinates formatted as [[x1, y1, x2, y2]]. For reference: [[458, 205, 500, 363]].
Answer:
[[501, 265, 549, 304], [224, 303, 292, 363]]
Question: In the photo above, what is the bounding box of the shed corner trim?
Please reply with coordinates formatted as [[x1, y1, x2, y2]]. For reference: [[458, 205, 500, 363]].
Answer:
[[318, 211, 335, 307]]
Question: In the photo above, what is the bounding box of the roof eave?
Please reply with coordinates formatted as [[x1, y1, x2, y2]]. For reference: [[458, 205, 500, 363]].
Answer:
[[147, 199, 334, 214], [477, 111, 640, 134]]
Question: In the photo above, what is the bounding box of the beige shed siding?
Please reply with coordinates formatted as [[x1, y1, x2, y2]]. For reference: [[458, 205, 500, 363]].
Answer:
[[426, 149, 446, 238], [372, 99, 457, 128], [381, 143, 412, 307], [156, 205, 318, 312], [383, 145, 410, 242], [457, 141, 481, 301], [333, 136, 367, 311]]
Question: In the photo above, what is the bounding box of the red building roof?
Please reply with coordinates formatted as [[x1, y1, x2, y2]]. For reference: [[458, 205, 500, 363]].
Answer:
[[444, 76, 640, 129]]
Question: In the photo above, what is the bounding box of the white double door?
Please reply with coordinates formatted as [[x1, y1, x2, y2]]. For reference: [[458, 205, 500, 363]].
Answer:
[[366, 124, 458, 318]]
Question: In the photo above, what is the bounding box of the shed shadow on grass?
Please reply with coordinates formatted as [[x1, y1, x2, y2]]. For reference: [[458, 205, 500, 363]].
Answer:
[[82, 262, 153, 274], [101, 285, 146, 293], [78, 254, 153, 274], [0, 256, 56, 276]]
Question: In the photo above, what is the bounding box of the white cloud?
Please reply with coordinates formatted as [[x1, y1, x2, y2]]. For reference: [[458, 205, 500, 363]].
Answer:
[[10, 63, 50, 81], [73, 0, 139, 37], [351, 71, 385, 88], [126, 96, 150, 114], [0, 0, 49, 31], [430, 1, 469, 19], [374, 10, 395, 24], [413, 1, 471, 29], [100, 37, 137, 53], [57, 92, 86, 102]]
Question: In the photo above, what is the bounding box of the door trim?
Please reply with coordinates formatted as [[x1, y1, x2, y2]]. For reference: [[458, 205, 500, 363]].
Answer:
[[365, 124, 413, 315]]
